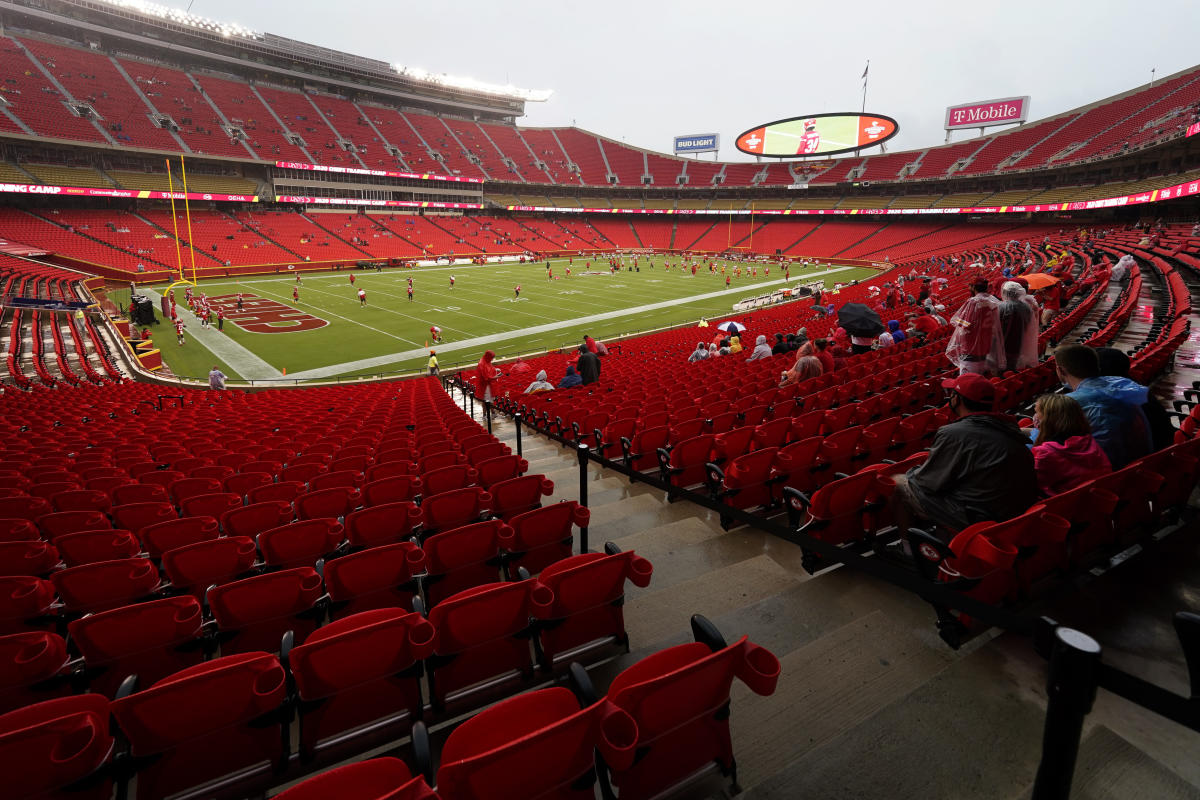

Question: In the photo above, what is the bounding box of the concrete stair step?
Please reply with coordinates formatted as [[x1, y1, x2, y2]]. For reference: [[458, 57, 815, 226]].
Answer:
[[1067, 725, 1199, 800]]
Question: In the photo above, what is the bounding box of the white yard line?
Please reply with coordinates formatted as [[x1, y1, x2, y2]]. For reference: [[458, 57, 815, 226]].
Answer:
[[139, 287, 284, 379], [285, 265, 855, 380]]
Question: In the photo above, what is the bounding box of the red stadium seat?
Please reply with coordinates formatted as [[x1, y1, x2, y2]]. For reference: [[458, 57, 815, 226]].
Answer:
[[161, 536, 258, 596], [168, 477, 223, 506], [345, 501, 423, 549], [110, 652, 287, 800], [50, 489, 111, 514], [296, 486, 361, 520], [425, 579, 553, 709], [323, 541, 426, 619], [247, 480, 306, 505], [0, 576, 57, 635], [257, 518, 345, 569], [111, 501, 176, 537], [601, 616, 780, 799], [362, 475, 422, 507], [54, 529, 141, 567], [0, 540, 60, 577], [474, 455, 528, 488], [207, 567, 325, 654], [111, 483, 170, 507], [50, 557, 160, 614], [290, 608, 434, 759], [534, 545, 653, 667], [273, 757, 437, 800], [504, 501, 589, 576], [0, 519, 39, 543], [0, 630, 69, 714], [488, 475, 555, 521], [0, 694, 115, 800], [420, 487, 491, 535], [179, 491, 243, 520], [68, 595, 205, 698], [221, 500, 294, 539], [421, 519, 513, 607]]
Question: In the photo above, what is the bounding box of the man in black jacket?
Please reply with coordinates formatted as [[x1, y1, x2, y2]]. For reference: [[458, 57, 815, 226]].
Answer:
[[890, 373, 1037, 541], [576, 344, 601, 385]]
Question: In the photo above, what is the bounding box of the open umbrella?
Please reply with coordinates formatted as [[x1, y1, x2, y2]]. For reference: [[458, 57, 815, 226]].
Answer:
[[1022, 273, 1061, 291], [837, 303, 884, 338], [717, 321, 747, 334]]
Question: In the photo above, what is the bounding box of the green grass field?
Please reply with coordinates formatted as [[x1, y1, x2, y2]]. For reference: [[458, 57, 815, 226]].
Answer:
[[137, 256, 878, 383]]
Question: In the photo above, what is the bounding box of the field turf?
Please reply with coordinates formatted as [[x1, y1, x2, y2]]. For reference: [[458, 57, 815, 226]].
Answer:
[[139, 256, 878, 383]]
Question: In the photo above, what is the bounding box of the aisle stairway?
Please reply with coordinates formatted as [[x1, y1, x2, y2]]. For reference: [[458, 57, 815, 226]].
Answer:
[[449, 399, 1200, 797]]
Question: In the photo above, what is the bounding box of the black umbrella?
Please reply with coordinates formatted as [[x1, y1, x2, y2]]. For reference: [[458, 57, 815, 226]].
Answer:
[[837, 303, 885, 337]]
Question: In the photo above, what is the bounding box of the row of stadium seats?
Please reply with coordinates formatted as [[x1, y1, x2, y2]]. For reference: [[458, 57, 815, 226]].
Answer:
[[3, 31, 1196, 185], [1, 611, 778, 800]]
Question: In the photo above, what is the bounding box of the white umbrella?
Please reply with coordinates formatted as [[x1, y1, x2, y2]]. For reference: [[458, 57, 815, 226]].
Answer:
[[717, 321, 746, 334]]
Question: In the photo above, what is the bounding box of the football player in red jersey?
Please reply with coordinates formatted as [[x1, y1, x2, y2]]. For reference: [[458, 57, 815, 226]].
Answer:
[[798, 119, 821, 155]]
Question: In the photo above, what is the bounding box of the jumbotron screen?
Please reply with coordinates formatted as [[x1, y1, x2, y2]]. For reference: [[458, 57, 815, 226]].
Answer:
[[735, 113, 899, 158]]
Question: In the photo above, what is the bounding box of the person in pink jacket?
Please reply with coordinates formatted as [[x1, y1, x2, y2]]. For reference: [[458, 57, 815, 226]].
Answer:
[[1031, 394, 1112, 496]]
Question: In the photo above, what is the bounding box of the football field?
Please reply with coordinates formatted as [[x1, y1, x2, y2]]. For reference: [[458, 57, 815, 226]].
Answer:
[[140, 256, 879, 383]]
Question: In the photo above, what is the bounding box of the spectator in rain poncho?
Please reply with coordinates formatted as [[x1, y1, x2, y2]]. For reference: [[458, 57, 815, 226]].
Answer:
[[557, 365, 582, 388], [946, 279, 1003, 375], [523, 370, 555, 394], [746, 335, 773, 361], [1111, 254, 1135, 283], [729, 335, 743, 354], [999, 281, 1041, 372], [887, 319, 906, 344], [475, 350, 501, 402], [688, 342, 710, 363]]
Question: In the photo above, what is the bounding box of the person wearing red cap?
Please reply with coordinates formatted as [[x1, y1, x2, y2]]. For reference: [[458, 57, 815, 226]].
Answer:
[[886, 373, 1037, 550]]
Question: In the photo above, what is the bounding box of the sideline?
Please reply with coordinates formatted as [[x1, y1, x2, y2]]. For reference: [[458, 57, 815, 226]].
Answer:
[[284, 265, 855, 380]]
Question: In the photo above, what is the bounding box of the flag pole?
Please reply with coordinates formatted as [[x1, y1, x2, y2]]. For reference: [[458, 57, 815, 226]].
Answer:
[[861, 60, 869, 113]]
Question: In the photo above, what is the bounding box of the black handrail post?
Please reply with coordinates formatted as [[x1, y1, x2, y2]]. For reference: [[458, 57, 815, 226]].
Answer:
[[514, 413, 523, 457], [468, 391, 474, 419], [1031, 627, 1102, 800], [576, 442, 590, 554], [484, 400, 492, 434]]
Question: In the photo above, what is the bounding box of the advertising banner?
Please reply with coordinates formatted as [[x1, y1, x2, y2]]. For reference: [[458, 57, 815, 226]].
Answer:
[[1186, 121, 1200, 138], [275, 195, 484, 209], [944, 97, 1030, 130], [274, 161, 484, 183], [673, 134, 720, 154], [0, 183, 257, 202]]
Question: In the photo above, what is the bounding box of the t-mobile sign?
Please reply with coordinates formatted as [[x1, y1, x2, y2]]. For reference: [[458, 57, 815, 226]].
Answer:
[[944, 96, 1030, 130]]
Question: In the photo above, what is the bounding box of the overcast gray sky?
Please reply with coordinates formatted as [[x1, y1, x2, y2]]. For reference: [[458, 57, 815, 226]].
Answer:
[[192, 0, 1200, 161]]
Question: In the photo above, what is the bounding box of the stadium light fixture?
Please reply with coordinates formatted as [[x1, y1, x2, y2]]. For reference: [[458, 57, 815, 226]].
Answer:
[[392, 64, 552, 102], [94, 0, 262, 40]]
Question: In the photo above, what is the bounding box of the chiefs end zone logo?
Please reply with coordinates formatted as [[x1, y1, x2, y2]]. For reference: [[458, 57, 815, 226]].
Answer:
[[208, 294, 327, 333]]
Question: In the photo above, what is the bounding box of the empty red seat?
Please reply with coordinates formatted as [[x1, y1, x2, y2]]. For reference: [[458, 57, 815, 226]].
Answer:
[[50, 557, 160, 614], [54, 529, 141, 567], [465, 441, 510, 466], [0, 540, 60, 577], [0, 630, 69, 714], [0, 496, 51, 522], [110, 652, 287, 800], [0, 694, 115, 800], [247, 480, 306, 505], [191, 464, 236, 482], [207, 567, 325, 653], [308, 469, 364, 492], [534, 546, 653, 667], [421, 519, 513, 607], [621, 426, 671, 471], [505, 501, 589, 575], [111, 501, 176, 537], [422, 464, 479, 497], [421, 487, 491, 535], [324, 541, 426, 619], [366, 461, 416, 482], [602, 617, 780, 799], [362, 475, 422, 507], [161, 536, 258, 596], [296, 486, 361, 520], [221, 500, 294, 538], [138, 470, 186, 491], [111, 483, 169, 506], [168, 477, 223, 506], [0, 519, 38, 543], [432, 685, 635, 800], [50, 489, 111, 514], [139, 516, 219, 558], [290, 608, 434, 759], [488, 475, 555, 521], [0, 576, 56, 635], [280, 461, 326, 484], [345, 501, 423, 549], [258, 518, 345, 569], [658, 434, 715, 494], [179, 491, 243, 519], [37, 510, 113, 542], [474, 455, 528, 488], [224, 471, 274, 498], [425, 579, 553, 709], [273, 757, 437, 800], [68, 595, 204, 698], [709, 447, 784, 524]]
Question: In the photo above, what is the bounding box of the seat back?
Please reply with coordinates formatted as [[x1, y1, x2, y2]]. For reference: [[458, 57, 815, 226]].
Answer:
[[323, 542, 426, 619], [346, 501, 423, 549], [488, 475, 554, 521], [161, 536, 258, 595], [207, 567, 324, 653], [54, 529, 141, 567], [505, 501, 588, 575], [258, 518, 345, 569], [0, 694, 114, 799], [68, 595, 204, 698], [50, 558, 160, 614]]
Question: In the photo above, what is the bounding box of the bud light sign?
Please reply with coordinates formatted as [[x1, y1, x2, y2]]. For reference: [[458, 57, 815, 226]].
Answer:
[[673, 133, 720, 154], [944, 96, 1030, 130]]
